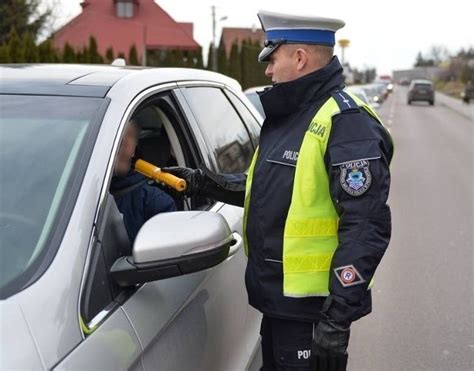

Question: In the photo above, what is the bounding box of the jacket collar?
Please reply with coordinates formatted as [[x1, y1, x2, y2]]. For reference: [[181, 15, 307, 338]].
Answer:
[[259, 56, 344, 119]]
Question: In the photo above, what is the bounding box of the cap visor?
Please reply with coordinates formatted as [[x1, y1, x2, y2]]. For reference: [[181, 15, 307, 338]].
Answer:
[[258, 44, 280, 62]]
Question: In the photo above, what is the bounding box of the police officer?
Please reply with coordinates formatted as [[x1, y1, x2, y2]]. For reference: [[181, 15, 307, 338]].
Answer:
[[165, 10, 393, 371]]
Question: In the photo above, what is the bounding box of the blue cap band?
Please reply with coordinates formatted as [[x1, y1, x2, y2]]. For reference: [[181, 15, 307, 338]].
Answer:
[[266, 29, 335, 46]]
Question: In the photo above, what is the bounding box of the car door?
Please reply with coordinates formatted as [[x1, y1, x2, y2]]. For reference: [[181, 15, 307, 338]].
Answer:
[[176, 84, 263, 370], [56, 82, 262, 371], [108, 85, 257, 371], [54, 84, 213, 371]]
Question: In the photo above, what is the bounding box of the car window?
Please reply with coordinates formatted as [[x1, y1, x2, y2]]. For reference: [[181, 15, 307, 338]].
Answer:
[[414, 83, 433, 89], [181, 87, 254, 174], [0, 95, 103, 296], [133, 101, 189, 211], [225, 90, 262, 147]]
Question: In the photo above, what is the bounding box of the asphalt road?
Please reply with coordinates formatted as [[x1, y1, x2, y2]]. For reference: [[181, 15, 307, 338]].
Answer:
[[348, 87, 473, 370]]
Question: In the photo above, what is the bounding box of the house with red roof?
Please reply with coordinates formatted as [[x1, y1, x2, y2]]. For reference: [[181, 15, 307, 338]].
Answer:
[[220, 27, 265, 57], [53, 0, 200, 64]]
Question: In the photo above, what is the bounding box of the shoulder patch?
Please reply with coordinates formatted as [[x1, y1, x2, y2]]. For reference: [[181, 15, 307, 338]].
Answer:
[[339, 159, 372, 196]]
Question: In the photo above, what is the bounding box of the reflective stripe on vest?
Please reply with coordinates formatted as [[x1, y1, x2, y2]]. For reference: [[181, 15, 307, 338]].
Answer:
[[243, 147, 259, 256], [243, 93, 379, 297]]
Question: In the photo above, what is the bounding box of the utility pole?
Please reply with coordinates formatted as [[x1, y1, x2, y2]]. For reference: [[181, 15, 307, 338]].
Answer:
[[212, 5, 217, 72], [211, 5, 227, 72], [142, 25, 147, 66]]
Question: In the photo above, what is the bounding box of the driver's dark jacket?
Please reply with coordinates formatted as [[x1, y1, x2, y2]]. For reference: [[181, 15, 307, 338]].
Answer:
[[222, 57, 393, 324], [110, 171, 177, 242]]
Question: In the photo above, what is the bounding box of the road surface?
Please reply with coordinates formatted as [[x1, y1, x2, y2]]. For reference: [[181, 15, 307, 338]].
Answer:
[[349, 87, 473, 370]]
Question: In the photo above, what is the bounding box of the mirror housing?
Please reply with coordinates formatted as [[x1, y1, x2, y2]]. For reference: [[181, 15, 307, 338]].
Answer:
[[111, 211, 234, 287]]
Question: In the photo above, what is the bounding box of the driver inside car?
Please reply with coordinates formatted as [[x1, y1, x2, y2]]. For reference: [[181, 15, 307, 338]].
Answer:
[[110, 119, 177, 242]]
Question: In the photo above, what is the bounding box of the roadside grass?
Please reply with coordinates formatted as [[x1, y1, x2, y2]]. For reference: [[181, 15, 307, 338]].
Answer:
[[435, 80, 465, 100]]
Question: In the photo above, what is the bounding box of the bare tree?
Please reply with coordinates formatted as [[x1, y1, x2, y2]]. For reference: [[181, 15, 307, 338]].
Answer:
[[427, 45, 450, 66]]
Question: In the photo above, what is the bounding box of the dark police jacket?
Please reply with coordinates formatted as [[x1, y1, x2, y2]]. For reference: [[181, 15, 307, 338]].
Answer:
[[110, 171, 177, 242], [239, 57, 393, 324]]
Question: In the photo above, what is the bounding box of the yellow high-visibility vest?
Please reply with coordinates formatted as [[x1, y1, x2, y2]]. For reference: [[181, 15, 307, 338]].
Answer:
[[243, 93, 381, 297]]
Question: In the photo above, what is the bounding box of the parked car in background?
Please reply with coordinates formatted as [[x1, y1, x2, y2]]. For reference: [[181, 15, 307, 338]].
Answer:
[[357, 84, 382, 109], [246, 82, 387, 117], [243, 85, 268, 119], [370, 82, 389, 102], [376, 75, 394, 93], [407, 79, 435, 105], [461, 82, 473, 104], [345, 85, 371, 105], [0, 64, 263, 371]]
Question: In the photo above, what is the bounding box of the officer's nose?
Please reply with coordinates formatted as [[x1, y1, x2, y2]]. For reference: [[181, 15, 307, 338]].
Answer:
[[265, 64, 273, 77]]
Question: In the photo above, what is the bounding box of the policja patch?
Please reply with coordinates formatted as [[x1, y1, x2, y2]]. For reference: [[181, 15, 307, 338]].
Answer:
[[339, 159, 372, 196]]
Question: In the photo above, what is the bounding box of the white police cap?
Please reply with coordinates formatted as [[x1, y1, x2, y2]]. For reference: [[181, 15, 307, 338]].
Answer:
[[257, 10, 345, 62]]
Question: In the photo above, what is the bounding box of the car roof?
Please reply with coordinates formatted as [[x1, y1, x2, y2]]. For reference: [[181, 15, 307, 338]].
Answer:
[[345, 86, 363, 94], [0, 64, 241, 97], [346, 85, 364, 90], [244, 85, 271, 94]]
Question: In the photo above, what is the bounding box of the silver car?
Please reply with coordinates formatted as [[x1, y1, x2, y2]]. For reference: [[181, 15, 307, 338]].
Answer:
[[345, 85, 370, 105], [0, 64, 263, 370], [243, 86, 268, 119]]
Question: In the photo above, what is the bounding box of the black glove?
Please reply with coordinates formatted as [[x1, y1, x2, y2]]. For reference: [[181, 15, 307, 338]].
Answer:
[[162, 166, 205, 197], [163, 165, 245, 206], [311, 315, 350, 371]]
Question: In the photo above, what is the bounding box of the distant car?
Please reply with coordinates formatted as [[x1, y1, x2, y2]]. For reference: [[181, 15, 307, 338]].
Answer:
[[375, 76, 394, 93], [345, 85, 371, 105], [0, 64, 263, 371], [408, 80, 435, 105], [357, 84, 382, 108], [244, 85, 269, 118], [399, 78, 410, 86], [371, 83, 389, 102], [461, 83, 474, 104]]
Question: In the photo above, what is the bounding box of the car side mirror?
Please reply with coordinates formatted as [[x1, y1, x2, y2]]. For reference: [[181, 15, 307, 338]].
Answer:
[[110, 211, 234, 287]]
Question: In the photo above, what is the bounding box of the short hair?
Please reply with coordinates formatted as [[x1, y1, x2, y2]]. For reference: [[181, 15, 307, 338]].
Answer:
[[309, 45, 334, 63], [285, 44, 334, 66]]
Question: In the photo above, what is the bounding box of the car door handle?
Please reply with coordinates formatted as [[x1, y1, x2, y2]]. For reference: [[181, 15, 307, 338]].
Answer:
[[228, 232, 243, 258]]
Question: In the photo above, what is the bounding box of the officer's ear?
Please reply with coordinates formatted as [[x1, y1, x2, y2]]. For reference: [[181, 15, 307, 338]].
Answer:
[[294, 48, 309, 71]]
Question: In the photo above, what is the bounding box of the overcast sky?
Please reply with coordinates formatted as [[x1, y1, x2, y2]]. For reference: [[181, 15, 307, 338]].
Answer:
[[51, 0, 472, 74]]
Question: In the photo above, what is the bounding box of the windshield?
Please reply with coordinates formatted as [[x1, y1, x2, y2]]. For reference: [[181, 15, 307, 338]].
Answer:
[[414, 83, 433, 89], [0, 95, 103, 293]]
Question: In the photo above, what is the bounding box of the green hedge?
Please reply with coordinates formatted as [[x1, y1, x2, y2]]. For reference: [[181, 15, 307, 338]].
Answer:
[[0, 30, 270, 89]]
